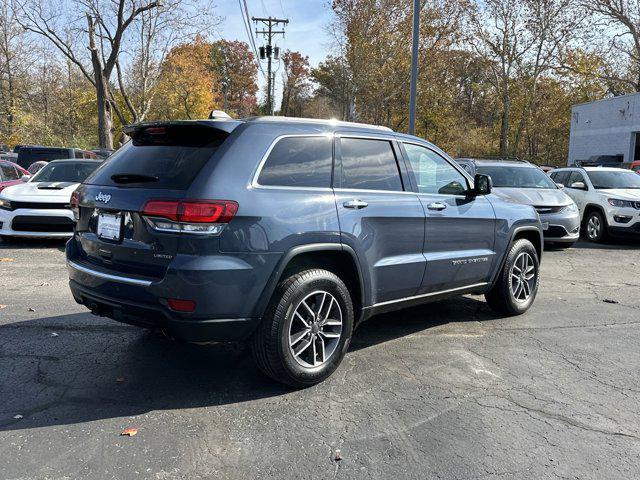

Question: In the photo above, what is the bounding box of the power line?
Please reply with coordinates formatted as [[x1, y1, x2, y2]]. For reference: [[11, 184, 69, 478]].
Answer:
[[238, 0, 266, 79], [253, 16, 289, 115]]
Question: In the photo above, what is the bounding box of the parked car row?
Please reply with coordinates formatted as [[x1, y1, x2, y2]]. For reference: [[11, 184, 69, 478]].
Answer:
[[0, 159, 102, 238]]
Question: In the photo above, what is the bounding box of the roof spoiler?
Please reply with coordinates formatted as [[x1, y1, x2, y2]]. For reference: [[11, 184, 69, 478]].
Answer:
[[123, 119, 243, 136]]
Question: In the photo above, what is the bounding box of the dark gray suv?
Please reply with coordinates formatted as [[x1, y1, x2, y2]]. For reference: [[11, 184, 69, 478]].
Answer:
[[66, 117, 543, 386]]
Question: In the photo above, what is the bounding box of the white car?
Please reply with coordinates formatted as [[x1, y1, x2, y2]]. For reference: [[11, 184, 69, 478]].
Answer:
[[550, 167, 640, 242], [0, 159, 100, 238]]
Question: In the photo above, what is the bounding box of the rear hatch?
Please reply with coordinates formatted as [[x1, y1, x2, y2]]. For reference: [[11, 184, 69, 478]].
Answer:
[[73, 122, 234, 280]]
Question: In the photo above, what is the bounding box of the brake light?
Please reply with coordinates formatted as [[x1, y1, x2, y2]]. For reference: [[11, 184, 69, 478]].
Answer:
[[141, 199, 238, 235], [70, 190, 80, 220]]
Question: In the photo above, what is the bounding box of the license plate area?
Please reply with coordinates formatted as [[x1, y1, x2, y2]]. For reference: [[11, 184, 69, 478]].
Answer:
[[97, 212, 122, 241]]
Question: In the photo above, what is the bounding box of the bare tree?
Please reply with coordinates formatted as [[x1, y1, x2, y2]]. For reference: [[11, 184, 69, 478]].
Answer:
[[579, 0, 640, 92], [119, 1, 216, 123], [0, 1, 33, 141], [15, 0, 161, 148], [511, 0, 583, 152], [469, 0, 539, 156]]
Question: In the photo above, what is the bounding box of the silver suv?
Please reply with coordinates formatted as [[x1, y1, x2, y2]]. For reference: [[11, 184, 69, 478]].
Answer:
[[456, 159, 580, 247]]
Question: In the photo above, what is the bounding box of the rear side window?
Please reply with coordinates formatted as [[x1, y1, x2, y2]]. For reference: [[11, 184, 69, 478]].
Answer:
[[86, 125, 227, 189], [257, 136, 333, 188], [0, 162, 19, 180], [339, 138, 403, 191]]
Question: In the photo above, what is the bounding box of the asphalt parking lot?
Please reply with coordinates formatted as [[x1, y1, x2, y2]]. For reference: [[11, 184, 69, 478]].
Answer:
[[1, 238, 639, 479]]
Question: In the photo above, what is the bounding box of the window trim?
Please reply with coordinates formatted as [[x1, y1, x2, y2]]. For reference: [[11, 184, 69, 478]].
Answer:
[[398, 141, 472, 196], [334, 133, 408, 193], [250, 133, 335, 191]]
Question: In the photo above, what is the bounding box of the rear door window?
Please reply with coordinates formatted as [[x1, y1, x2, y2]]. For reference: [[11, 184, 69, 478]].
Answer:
[[85, 125, 228, 189], [257, 136, 333, 188], [339, 137, 403, 191], [0, 162, 19, 180]]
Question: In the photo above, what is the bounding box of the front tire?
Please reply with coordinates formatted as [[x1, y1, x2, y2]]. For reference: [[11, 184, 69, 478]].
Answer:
[[252, 269, 354, 387], [584, 210, 607, 243], [486, 238, 540, 315]]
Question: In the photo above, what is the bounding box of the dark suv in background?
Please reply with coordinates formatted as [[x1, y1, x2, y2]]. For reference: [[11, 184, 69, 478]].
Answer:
[[66, 117, 543, 386], [16, 146, 97, 169]]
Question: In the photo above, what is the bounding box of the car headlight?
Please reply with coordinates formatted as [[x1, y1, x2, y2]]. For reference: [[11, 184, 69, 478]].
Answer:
[[559, 202, 578, 213], [607, 198, 634, 208], [0, 198, 11, 210]]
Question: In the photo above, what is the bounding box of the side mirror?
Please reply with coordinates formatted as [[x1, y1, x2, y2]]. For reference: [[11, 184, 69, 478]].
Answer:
[[472, 173, 493, 196], [20, 175, 30, 182], [555, 182, 564, 189], [570, 181, 586, 190], [473, 174, 492, 195]]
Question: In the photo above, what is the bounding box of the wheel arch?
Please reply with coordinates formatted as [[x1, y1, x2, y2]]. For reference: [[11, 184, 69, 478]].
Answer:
[[254, 243, 366, 323], [583, 203, 607, 223], [490, 225, 543, 288]]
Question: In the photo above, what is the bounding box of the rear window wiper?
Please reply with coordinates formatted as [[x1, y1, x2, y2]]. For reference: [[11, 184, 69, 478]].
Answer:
[[110, 173, 159, 184]]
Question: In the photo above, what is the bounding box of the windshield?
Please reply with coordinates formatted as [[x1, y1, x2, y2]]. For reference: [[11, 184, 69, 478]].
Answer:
[[475, 165, 557, 189], [31, 162, 98, 183], [587, 170, 640, 189]]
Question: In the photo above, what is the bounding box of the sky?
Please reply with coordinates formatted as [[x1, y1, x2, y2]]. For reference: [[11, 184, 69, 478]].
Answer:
[[214, 0, 336, 108]]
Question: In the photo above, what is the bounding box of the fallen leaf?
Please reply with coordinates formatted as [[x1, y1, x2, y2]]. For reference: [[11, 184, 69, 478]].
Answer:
[[0, 258, 13, 262], [603, 299, 619, 304], [334, 449, 342, 461], [13, 414, 23, 420], [121, 428, 138, 437], [39, 282, 50, 287], [28, 307, 35, 312], [51, 332, 59, 337], [0, 305, 6, 309]]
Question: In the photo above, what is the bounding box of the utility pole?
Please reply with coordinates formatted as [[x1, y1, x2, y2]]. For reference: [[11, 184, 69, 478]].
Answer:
[[408, 0, 420, 135], [253, 16, 288, 115]]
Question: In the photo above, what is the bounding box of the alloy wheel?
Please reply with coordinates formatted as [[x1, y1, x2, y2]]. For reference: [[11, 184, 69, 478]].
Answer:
[[587, 215, 601, 240], [510, 252, 536, 302], [288, 291, 343, 368]]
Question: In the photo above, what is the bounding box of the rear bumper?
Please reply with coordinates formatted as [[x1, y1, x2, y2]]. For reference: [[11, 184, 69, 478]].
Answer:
[[69, 279, 260, 342]]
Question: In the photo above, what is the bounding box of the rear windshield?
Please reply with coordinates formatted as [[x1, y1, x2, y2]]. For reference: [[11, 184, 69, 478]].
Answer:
[[85, 125, 227, 189], [31, 162, 99, 183], [17, 148, 72, 168]]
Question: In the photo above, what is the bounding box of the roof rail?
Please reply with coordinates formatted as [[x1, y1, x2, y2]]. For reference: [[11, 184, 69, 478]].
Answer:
[[242, 116, 394, 132], [459, 156, 529, 163]]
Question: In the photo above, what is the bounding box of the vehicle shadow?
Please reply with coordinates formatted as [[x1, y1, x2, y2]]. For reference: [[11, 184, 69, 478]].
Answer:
[[572, 238, 639, 250], [0, 237, 67, 251], [0, 296, 498, 433]]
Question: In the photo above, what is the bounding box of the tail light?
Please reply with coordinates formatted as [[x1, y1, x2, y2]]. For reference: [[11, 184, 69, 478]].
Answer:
[[70, 190, 80, 220], [141, 199, 238, 235]]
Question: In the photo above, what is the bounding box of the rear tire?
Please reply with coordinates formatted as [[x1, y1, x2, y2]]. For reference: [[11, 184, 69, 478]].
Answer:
[[251, 268, 354, 388], [486, 238, 540, 315], [584, 210, 607, 243]]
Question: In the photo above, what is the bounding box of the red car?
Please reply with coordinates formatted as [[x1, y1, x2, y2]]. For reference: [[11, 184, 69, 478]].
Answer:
[[631, 160, 640, 174], [0, 160, 29, 193]]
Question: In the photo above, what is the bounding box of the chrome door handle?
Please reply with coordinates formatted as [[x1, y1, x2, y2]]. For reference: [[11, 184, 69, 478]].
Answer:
[[427, 202, 447, 211], [343, 199, 368, 209]]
